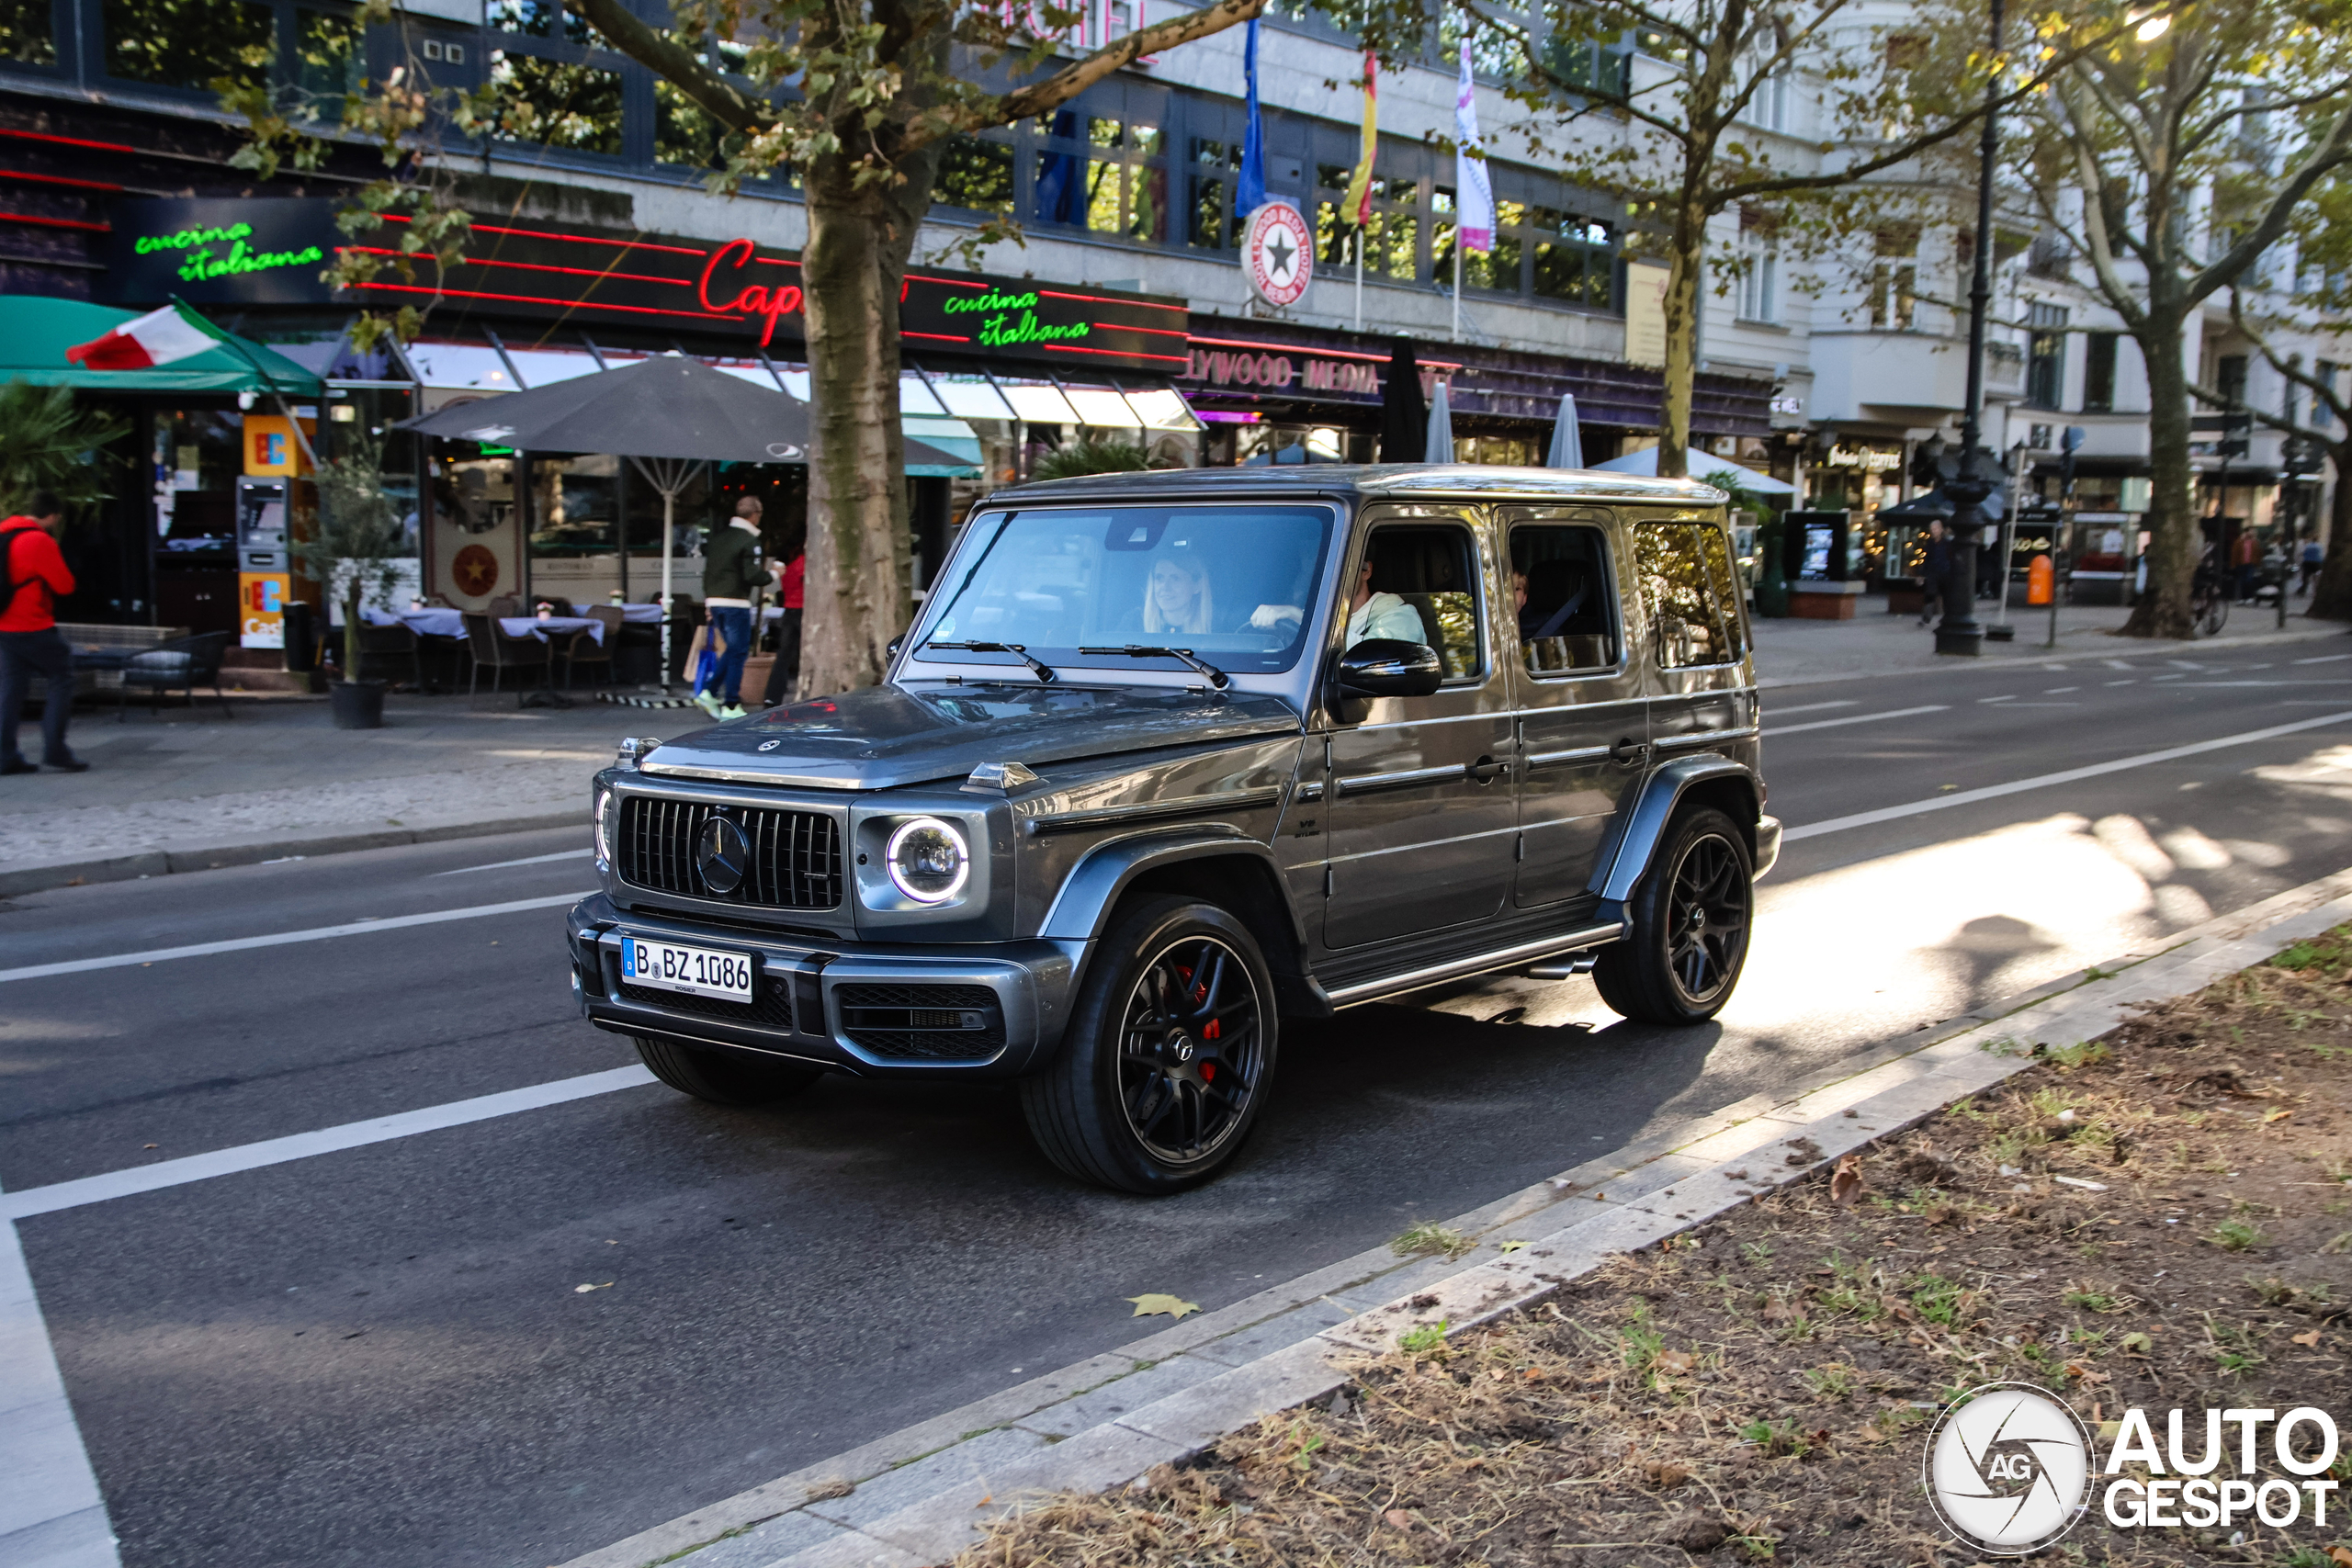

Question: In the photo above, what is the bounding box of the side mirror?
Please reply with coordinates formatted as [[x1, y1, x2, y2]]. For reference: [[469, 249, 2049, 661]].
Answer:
[[886, 635, 905, 660], [1335, 638, 1443, 699]]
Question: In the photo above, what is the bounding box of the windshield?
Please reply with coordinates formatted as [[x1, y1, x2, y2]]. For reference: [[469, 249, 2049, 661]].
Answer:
[[912, 505, 1336, 678]]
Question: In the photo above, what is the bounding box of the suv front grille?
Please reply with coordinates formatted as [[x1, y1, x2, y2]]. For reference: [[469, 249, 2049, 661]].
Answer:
[[835, 983, 1005, 1061], [617, 795, 842, 909]]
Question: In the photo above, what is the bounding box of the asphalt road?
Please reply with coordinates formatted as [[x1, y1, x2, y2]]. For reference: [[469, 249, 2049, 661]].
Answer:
[[7, 633, 2352, 1568]]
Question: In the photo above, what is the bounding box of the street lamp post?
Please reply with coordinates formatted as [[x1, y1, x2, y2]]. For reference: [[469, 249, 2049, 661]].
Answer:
[[1936, 0, 2008, 657]]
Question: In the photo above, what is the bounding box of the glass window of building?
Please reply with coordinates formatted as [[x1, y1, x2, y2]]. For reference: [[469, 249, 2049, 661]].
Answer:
[[1736, 209, 1778, 322], [933, 134, 1016, 212], [105, 0, 272, 90], [2083, 332, 2119, 413], [489, 0, 598, 44], [488, 52, 625, 154], [295, 7, 361, 106], [1531, 209, 1614, 309], [2026, 301, 2068, 409], [1870, 229, 1917, 330], [2, 0, 55, 63], [1189, 138, 1237, 250], [657, 80, 732, 169]]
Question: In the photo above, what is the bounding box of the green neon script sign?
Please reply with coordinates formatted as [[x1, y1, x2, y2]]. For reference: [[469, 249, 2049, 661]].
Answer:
[[133, 222, 325, 283], [941, 288, 1091, 349]]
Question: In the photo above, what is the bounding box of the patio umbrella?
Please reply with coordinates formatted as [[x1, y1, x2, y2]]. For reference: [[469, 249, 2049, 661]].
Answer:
[[1544, 392, 1585, 469], [1591, 444, 1797, 494], [1424, 378, 1454, 465], [401, 355, 967, 683], [1377, 338, 1427, 461]]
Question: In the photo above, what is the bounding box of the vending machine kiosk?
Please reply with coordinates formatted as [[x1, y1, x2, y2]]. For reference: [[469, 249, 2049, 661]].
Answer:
[[235, 476, 290, 649]]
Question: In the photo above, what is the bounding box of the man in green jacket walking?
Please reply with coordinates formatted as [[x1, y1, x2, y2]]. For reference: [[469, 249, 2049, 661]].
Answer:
[[695, 495, 781, 719]]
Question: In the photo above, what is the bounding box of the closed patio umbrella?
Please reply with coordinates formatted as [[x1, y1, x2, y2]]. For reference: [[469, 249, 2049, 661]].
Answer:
[[1544, 392, 1584, 468], [1377, 338, 1427, 462], [1424, 378, 1454, 465]]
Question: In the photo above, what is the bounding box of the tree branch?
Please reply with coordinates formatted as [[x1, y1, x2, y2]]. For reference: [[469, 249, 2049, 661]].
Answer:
[[2228, 288, 2352, 431], [566, 0, 772, 134], [2188, 96, 2352, 306], [941, 0, 1265, 141]]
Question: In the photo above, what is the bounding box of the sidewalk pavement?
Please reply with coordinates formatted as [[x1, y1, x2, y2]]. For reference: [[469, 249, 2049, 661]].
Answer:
[[0, 692, 712, 896], [1752, 596, 2349, 685], [4, 602, 2346, 896]]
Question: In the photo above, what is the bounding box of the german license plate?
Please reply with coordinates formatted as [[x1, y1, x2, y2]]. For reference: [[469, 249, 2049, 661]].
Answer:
[[620, 937, 752, 1002]]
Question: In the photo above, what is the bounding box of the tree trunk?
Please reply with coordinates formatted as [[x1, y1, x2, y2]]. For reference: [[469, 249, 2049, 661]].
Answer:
[[2121, 310, 2197, 638], [1655, 197, 1707, 481], [796, 147, 936, 699], [2310, 446, 2352, 620]]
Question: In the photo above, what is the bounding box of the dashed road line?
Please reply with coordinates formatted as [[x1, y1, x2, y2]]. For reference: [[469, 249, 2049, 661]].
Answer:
[[1765, 705, 1948, 737]]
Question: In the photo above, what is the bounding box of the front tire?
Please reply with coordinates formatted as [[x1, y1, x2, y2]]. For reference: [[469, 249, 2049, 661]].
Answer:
[[634, 1035, 820, 1104], [1592, 805, 1753, 1025], [1020, 896, 1277, 1194]]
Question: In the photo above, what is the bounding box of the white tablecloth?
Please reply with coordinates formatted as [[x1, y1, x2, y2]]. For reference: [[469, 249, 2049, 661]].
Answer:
[[619, 603, 664, 623], [503, 615, 604, 645], [363, 607, 466, 637]]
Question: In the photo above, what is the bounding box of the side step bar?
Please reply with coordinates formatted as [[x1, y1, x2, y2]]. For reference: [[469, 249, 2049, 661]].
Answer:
[[1324, 922, 1625, 1009]]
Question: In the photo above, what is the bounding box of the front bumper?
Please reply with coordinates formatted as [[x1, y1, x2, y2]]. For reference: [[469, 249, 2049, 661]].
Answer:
[[566, 894, 1080, 1077]]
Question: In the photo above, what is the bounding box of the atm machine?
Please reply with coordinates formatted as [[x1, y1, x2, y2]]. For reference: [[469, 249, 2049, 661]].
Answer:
[[235, 476, 290, 649]]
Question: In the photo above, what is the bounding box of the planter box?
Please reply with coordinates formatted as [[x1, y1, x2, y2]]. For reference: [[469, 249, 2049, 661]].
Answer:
[[741, 653, 776, 705], [1790, 581, 1866, 619]]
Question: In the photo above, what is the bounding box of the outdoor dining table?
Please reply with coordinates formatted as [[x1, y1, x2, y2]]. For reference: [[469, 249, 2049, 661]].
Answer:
[[617, 603, 664, 623], [363, 607, 467, 638], [502, 615, 604, 645]]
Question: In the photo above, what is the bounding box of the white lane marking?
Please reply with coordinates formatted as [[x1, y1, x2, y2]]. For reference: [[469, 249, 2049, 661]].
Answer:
[[2001, 702, 2082, 707], [2046, 686, 2080, 694], [2103, 660, 2134, 670], [0, 1185, 121, 1563], [1765, 705, 1948, 737], [0, 1066, 657, 1222], [2180, 681, 2352, 688], [435, 848, 594, 876], [0, 893, 592, 986], [1980, 694, 2018, 704], [2293, 653, 2352, 665], [2105, 680, 2137, 686], [1761, 699, 1860, 718], [2169, 660, 2209, 671], [1785, 710, 2352, 842]]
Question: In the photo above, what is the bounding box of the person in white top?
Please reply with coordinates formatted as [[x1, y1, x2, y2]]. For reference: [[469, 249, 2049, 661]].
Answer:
[[1345, 558, 1426, 646]]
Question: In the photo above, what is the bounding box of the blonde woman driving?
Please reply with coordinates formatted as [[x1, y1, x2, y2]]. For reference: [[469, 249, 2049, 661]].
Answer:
[[1143, 551, 1215, 636]]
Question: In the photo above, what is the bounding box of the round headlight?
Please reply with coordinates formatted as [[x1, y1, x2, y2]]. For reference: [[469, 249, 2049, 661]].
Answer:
[[593, 786, 613, 866], [886, 816, 969, 904]]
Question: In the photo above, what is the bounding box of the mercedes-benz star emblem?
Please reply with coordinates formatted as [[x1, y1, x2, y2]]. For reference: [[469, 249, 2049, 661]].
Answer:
[[695, 816, 751, 895]]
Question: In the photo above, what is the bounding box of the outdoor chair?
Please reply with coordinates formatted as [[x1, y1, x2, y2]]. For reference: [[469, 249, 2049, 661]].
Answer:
[[463, 613, 550, 697], [562, 606, 620, 689], [352, 622, 424, 689], [118, 631, 233, 719], [487, 595, 525, 619]]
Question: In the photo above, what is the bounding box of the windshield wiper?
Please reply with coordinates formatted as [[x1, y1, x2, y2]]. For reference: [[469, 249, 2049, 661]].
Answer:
[[1079, 644, 1230, 689], [925, 639, 1057, 682]]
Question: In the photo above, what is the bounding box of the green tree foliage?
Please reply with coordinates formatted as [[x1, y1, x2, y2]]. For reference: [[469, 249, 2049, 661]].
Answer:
[[0, 380, 126, 519], [300, 435, 412, 681], [1031, 438, 1152, 480]]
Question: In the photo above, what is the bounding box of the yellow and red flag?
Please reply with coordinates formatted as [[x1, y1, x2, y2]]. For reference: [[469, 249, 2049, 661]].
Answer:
[[1341, 52, 1377, 226]]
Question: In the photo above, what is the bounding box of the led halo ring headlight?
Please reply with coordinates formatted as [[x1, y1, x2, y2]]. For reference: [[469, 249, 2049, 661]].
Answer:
[[885, 816, 970, 905], [593, 785, 614, 867]]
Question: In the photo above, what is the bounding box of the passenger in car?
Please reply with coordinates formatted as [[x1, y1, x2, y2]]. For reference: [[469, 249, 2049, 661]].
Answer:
[[1521, 558, 1600, 640], [1345, 558, 1426, 647]]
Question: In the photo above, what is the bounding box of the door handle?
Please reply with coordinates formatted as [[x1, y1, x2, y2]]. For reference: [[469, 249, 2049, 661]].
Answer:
[[1466, 753, 1510, 784], [1609, 736, 1649, 766]]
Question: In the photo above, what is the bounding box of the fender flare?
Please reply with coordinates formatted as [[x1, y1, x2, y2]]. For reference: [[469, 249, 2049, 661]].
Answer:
[[1588, 755, 1762, 920], [1038, 826, 1306, 947]]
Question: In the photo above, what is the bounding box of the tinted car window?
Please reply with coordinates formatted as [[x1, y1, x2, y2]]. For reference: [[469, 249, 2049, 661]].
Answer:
[[1634, 522, 1745, 669], [915, 506, 1334, 675], [1510, 524, 1620, 673], [1353, 524, 1484, 679]]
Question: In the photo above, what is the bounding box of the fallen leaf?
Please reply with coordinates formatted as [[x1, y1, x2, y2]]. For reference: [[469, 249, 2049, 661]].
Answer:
[[1126, 1293, 1201, 1319], [2295, 1328, 2324, 1348], [574, 1281, 614, 1293], [2265, 1108, 2295, 1124], [1384, 1509, 1417, 1531], [806, 1478, 854, 1501], [1657, 1349, 1696, 1374], [143, 1144, 157, 1149], [1938, 784, 1958, 793], [1830, 1153, 1864, 1206], [1857, 1425, 1889, 1444], [2330, 1547, 2352, 1568], [2121, 1331, 2154, 1355], [1498, 1239, 1529, 1253]]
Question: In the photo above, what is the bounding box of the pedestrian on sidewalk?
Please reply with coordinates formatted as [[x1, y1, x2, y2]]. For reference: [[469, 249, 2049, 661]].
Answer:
[[1, 491, 87, 774], [760, 528, 805, 708], [1917, 519, 1950, 628], [695, 495, 783, 720], [2301, 536, 2324, 596]]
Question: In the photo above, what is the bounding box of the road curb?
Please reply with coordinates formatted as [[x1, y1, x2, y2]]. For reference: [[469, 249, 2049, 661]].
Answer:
[[568, 863, 2352, 1568], [0, 812, 583, 897]]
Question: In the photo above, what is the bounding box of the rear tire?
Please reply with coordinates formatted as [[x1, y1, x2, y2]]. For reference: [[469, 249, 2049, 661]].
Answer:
[[1592, 805, 1753, 1025], [634, 1035, 820, 1104], [1020, 896, 1277, 1194]]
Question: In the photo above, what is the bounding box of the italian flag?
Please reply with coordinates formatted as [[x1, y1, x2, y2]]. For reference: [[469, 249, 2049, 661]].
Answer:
[[64, 301, 227, 371]]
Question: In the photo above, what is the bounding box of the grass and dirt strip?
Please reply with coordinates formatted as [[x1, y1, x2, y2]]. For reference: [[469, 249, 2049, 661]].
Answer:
[[956, 927, 2352, 1566]]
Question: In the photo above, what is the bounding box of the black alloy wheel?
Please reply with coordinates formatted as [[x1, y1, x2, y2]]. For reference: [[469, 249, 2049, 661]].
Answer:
[[1022, 897, 1277, 1193], [1591, 805, 1753, 1025]]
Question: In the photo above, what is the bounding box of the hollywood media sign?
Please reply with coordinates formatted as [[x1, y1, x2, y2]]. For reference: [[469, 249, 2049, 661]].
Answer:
[[1182, 346, 1431, 400]]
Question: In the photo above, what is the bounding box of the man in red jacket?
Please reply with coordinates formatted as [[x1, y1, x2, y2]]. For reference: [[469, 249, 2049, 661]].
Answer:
[[1, 491, 88, 773]]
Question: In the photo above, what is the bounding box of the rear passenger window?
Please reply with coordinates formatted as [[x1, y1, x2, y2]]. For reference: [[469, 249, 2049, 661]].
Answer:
[[1635, 523, 1746, 669], [1510, 524, 1621, 674], [1352, 524, 1484, 680]]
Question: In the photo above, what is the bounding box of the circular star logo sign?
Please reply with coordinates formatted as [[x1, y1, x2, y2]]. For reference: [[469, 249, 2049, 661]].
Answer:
[[1241, 200, 1313, 310], [1922, 1382, 2094, 1555]]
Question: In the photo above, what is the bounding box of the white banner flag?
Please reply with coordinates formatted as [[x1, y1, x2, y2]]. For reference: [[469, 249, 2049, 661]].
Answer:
[[1454, 41, 1494, 253]]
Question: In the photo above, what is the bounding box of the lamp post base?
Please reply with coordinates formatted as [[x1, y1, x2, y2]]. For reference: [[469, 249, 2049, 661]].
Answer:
[[1935, 624, 1984, 656]]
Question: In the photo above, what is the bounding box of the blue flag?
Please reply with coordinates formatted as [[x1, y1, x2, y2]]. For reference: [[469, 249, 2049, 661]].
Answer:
[[1237, 18, 1266, 215]]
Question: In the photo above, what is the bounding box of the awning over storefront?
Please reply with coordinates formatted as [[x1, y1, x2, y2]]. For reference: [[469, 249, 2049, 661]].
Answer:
[[0, 297, 322, 395]]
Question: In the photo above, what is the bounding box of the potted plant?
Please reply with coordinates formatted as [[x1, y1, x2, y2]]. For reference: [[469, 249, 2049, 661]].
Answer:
[[298, 434, 410, 729]]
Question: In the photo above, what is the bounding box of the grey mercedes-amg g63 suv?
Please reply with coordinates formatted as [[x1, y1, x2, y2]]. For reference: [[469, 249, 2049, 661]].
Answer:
[[566, 465, 1779, 1192]]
